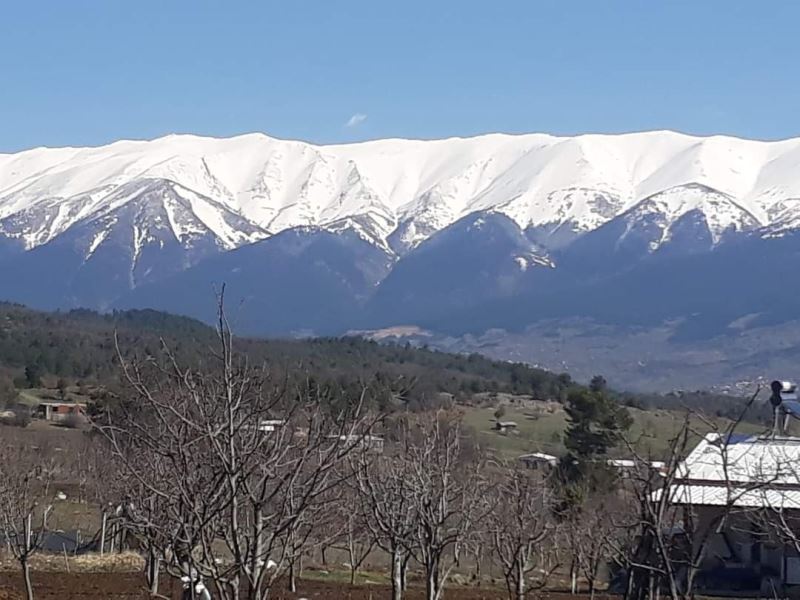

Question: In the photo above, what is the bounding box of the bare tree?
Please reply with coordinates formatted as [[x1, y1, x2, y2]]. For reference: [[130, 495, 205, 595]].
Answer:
[[0, 445, 55, 600], [404, 415, 487, 600], [617, 391, 769, 600], [572, 494, 628, 599], [334, 495, 377, 585], [353, 444, 417, 600], [464, 527, 489, 583], [95, 300, 379, 600], [486, 463, 555, 600]]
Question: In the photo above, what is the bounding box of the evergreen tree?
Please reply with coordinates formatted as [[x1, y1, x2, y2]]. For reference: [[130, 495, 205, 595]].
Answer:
[[563, 388, 631, 458], [24, 364, 42, 389], [555, 386, 633, 492], [57, 378, 68, 401], [589, 375, 608, 393]]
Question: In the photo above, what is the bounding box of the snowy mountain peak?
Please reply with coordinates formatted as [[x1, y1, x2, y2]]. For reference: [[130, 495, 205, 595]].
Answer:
[[618, 183, 761, 251], [4, 130, 800, 261]]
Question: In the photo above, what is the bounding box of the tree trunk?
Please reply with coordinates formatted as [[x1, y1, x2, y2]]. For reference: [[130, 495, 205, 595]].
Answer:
[[248, 511, 264, 600], [391, 551, 404, 600], [570, 561, 578, 594], [401, 554, 410, 591], [108, 523, 116, 554], [426, 555, 441, 600], [516, 559, 526, 600], [100, 511, 107, 556], [624, 566, 635, 600], [146, 547, 160, 595], [227, 578, 240, 600], [427, 568, 437, 600], [22, 512, 34, 600], [21, 559, 33, 600], [289, 560, 297, 593]]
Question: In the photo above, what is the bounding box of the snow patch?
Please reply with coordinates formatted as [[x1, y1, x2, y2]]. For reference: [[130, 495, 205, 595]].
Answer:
[[86, 229, 109, 258]]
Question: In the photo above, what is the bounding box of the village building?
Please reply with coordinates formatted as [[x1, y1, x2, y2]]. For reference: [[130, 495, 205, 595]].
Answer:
[[607, 457, 666, 477], [34, 401, 86, 423], [327, 434, 385, 454], [257, 419, 286, 433], [493, 421, 518, 434], [657, 432, 800, 594], [518, 452, 558, 470]]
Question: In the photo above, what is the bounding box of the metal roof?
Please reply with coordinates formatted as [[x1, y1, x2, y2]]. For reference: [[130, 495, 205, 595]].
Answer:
[[658, 433, 800, 508], [654, 484, 800, 509], [518, 452, 557, 461], [679, 433, 800, 485]]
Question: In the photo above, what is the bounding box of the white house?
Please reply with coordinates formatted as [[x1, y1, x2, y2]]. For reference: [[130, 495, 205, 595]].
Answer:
[[607, 458, 666, 476], [518, 452, 558, 470], [656, 433, 800, 593], [327, 434, 384, 454], [257, 419, 286, 433]]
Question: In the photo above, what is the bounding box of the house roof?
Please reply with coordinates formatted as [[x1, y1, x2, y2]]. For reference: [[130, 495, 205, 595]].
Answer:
[[518, 452, 557, 462], [658, 484, 800, 509], [657, 432, 800, 508], [679, 433, 800, 486]]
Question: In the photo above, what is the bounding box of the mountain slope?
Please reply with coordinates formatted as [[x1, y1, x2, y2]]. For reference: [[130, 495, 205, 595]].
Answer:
[[0, 179, 268, 309], [557, 183, 761, 277], [366, 212, 553, 327], [118, 228, 393, 335]]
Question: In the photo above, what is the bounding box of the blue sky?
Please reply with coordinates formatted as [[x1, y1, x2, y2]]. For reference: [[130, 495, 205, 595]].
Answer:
[[2, 1, 799, 151]]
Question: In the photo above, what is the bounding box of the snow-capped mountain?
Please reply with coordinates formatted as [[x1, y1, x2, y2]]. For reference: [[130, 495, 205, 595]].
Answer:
[[4, 129, 800, 335], [4, 130, 800, 258]]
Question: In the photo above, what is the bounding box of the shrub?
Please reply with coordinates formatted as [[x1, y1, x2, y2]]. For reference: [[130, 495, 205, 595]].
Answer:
[[60, 412, 84, 429], [0, 408, 30, 428]]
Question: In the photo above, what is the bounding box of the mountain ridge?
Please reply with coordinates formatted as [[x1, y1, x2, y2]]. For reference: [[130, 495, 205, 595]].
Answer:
[[2, 129, 800, 390], [6, 129, 800, 260]]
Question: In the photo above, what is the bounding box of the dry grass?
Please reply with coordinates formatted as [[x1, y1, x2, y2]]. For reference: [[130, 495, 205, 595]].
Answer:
[[0, 551, 143, 573]]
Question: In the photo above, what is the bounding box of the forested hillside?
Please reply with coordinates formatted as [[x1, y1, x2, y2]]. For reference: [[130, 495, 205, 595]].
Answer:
[[0, 302, 762, 421], [0, 302, 577, 407]]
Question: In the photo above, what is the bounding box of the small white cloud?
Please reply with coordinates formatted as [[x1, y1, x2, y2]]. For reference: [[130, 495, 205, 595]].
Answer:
[[345, 113, 367, 128]]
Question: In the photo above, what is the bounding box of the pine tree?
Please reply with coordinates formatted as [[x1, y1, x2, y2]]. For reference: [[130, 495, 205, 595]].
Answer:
[[24, 364, 42, 389], [555, 386, 632, 491], [563, 388, 631, 458]]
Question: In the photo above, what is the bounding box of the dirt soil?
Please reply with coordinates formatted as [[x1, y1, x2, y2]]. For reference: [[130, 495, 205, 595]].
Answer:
[[0, 572, 618, 600]]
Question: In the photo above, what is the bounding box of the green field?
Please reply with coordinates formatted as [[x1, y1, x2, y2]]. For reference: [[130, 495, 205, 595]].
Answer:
[[461, 401, 767, 460]]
